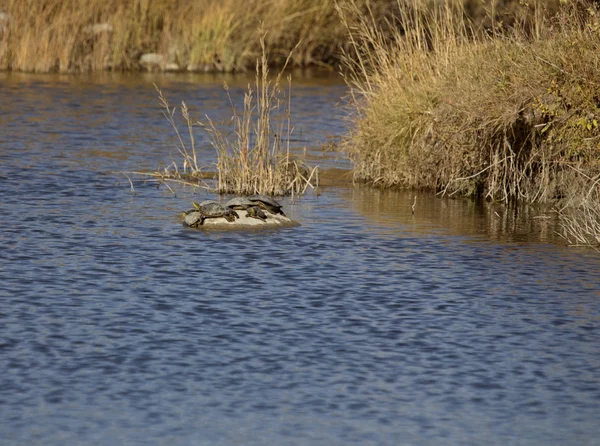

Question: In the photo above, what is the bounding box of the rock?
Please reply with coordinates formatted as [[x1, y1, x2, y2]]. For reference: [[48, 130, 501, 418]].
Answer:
[[140, 53, 165, 67], [184, 209, 298, 230], [0, 11, 8, 33], [83, 23, 113, 35], [186, 63, 213, 72], [165, 62, 180, 72]]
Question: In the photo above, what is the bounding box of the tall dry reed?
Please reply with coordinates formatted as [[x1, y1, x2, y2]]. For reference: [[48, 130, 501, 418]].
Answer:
[[154, 31, 317, 196], [202, 32, 317, 196], [155, 86, 202, 177]]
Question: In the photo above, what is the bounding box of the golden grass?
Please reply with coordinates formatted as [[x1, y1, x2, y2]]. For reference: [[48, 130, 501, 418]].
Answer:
[[339, 0, 600, 247], [0, 0, 553, 72], [341, 0, 600, 199], [154, 31, 317, 197], [0, 0, 373, 72], [204, 33, 318, 196]]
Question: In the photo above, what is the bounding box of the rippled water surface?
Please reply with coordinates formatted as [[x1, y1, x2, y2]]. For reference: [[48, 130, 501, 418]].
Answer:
[[1, 72, 599, 445]]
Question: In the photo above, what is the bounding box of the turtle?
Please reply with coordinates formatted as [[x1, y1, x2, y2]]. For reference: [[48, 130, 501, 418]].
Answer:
[[247, 194, 286, 216], [183, 201, 239, 226], [225, 196, 257, 210], [193, 200, 220, 209], [182, 209, 197, 217], [183, 211, 204, 228], [181, 200, 219, 220], [246, 205, 268, 222]]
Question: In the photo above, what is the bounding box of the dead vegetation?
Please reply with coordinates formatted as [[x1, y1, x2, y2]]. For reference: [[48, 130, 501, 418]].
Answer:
[[339, 0, 600, 248], [0, 0, 371, 72], [153, 32, 317, 197]]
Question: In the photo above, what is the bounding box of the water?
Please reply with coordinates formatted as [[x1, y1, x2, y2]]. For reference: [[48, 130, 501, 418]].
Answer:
[[1, 72, 599, 446]]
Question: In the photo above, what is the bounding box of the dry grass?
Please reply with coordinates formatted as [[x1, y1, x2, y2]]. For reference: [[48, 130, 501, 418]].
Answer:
[[204, 33, 317, 196], [0, 0, 375, 72], [559, 202, 600, 250], [345, 0, 600, 202], [341, 0, 600, 199], [155, 87, 202, 177], [557, 169, 600, 250], [0, 0, 551, 73], [154, 32, 317, 197], [339, 0, 600, 247]]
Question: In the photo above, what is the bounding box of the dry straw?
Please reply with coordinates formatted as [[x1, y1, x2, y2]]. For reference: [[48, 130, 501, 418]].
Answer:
[[153, 30, 317, 197], [0, 0, 371, 72], [557, 167, 600, 250], [338, 0, 600, 248]]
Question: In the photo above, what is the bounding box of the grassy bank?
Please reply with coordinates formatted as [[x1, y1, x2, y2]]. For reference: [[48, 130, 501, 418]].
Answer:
[[0, 0, 561, 73], [341, 1, 600, 199], [0, 0, 369, 72], [340, 0, 600, 247]]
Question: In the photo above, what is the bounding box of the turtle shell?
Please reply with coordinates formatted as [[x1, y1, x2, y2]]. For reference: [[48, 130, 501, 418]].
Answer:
[[226, 197, 255, 210], [247, 194, 281, 208], [183, 211, 203, 227], [197, 201, 230, 217], [193, 200, 219, 211], [247, 194, 285, 215]]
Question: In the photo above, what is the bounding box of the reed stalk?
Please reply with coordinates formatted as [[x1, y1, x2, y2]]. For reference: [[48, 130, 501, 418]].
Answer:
[[155, 86, 201, 176], [559, 201, 600, 250], [202, 30, 316, 196], [154, 30, 316, 196]]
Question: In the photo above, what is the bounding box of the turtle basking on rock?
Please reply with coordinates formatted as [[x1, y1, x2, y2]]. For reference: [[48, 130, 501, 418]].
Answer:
[[182, 201, 239, 227], [226, 197, 269, 222], [182, 211, 203, 228], [225, 197, 257, 210], [247, 194, 286, 216], [182, 200, 215, 217], [245, 205, 268, 221]]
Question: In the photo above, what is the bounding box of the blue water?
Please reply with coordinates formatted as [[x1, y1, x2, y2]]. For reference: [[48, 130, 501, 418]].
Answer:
[[1, 72, 599, 445]]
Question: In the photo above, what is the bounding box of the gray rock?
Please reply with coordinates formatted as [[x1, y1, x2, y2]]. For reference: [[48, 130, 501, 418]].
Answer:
[[83, 23, 113, 35], [186, 63, 213, 72], [165, 62, 180, 72], [140, 53, 165, 66], [0, 11, 8, 32]]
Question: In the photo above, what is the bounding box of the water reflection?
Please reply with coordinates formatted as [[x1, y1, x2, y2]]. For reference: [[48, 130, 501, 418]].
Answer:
[[0, 70, 349, 171], [344, 185, 561, 244]]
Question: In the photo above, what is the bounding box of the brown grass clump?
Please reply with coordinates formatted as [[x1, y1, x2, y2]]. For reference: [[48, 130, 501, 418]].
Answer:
[[341, 0, 599, 200], [339, 0, 600, 247], [154, 32, 317, 197], [204, 34, 318, 196]]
